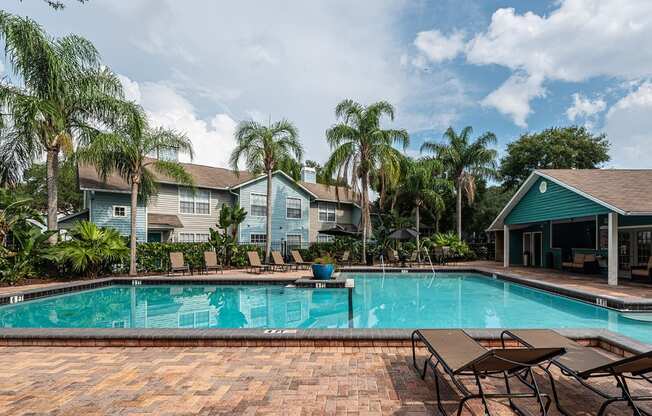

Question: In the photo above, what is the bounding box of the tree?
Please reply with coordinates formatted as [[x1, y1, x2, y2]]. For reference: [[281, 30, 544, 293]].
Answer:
[[0, 12, 127, 243], [421, 126, 497, 239], [77, 107, 194, 276], [17, 0, 87, 10], [323, 100, 408, 261], [396, 158, 451, 258], [229, 119, 303, 262], [15, 159, 83, 215], [500, 126, 610, 190]]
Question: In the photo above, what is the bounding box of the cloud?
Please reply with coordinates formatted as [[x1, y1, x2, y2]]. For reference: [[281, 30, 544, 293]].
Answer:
[[119, 75, 237, 169], [604, 82, 652, 168], [465, 0, 652, 126], [481, 73, 545, 127], [566, 93, 606, 122], [414, 30, 464, 63]]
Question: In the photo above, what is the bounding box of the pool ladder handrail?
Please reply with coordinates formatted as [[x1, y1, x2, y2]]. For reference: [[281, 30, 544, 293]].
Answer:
[[422, 247, 436, 277]]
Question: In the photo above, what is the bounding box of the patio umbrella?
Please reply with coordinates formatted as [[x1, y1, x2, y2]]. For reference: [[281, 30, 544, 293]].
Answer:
[[388, 228, 419, 241], [318, 225, 359, 237]]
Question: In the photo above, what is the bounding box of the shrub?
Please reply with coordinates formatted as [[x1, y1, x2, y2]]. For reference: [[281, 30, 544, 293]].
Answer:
[[136, 242, 263, 272], [313, 255, 336, 265]]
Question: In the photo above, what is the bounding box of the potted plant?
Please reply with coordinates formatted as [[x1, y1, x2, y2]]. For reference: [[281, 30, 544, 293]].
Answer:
[[311, 255, 336, 280]]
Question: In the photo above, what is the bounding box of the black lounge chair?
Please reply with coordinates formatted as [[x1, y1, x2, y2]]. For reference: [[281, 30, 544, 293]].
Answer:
[[501, 329, 652, 416], [412, 329, 564, 415]]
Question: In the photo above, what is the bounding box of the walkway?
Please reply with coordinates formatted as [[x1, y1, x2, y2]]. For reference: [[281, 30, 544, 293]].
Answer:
[[0, 346, 648, 415]]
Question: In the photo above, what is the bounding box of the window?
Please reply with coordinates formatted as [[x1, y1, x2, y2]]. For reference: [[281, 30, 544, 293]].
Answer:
[[318, 202, 336, 222], [250, 234, 266, 245], [179, 233, 195, 243], [112, 206, 127, 218], [286, 197, 302, 219], [179, 187, 211, 215], [317, 234, 334, 243], [250, 193, 267, 217], [287, 234, 302, 249], [637, 231, 652, 266], [195, 233, 210, 243]]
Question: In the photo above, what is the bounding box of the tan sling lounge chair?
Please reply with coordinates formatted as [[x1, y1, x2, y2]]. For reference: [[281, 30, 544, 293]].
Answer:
[[501, 329, 652, 416], [386, 249, 400, 266], [203, 251, 223, 274], [247, 251, 271, 274], [290, 250, 311, 269], [632, 257, 652, 281], [339, 250, 351, 266], [169, 252, 190, 275], [271, 251, 291, 271], [412, 329, 564, 415]]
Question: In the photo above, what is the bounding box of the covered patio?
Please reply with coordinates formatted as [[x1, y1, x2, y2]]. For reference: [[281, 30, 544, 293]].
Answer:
[[490, 169, 652, 286]]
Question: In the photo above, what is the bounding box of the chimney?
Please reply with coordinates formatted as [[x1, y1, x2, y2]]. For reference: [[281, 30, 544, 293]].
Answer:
[[301, 166, 316, 183]]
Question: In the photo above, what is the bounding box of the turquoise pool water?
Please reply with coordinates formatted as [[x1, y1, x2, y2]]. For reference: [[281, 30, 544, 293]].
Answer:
[[1, 273, 651, 345]]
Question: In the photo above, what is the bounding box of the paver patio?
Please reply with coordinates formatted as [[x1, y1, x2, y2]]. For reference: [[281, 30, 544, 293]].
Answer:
[[0, 346, 649, 415]]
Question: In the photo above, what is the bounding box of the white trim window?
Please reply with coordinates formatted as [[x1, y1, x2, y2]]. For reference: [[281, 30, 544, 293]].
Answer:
[[179, 187, 211, 215], [195, 233, 210, 243], [250, 234, 266, 245], [112, 205, 127, 218], [286, 197, 302, 219], [318, 202, 336, 222], [286, 233, 302, 248], [179, 233, 195, 243], [317, 234, 334, 243], [250, 193, 267, 217]]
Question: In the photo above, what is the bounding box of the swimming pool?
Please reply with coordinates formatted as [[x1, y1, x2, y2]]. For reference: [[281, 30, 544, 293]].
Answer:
[[1, 273, 651, 345]]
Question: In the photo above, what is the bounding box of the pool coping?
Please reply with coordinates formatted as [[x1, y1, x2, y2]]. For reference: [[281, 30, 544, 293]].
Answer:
[[0, 327, 648, 356]]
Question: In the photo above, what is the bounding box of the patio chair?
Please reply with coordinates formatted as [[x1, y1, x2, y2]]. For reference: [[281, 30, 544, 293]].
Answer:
[[169, 252, 190, 275], [412, 329, 564, 416], [290, 250, 311, 269], [406, 251, 419, 267], [442, 246, 452, 265], [386, 249, 400, 266], [203, 251, 223, 275], [271, 251, 292, 271], [339, 250, 351, 266], [434, 246, 445, 265], [562, 253, 598, 273], [501, 329, 652, 416], [632, 256, 652, 281], [247, 251, 272, 274]]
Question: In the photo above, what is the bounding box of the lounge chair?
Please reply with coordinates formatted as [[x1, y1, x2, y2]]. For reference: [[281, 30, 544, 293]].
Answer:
[[434, 246, 445, 265], [632, 256, 652, 281], [169, 252, 190, 275], [412, 329, 564, 415], [406, 251, 419, 267], [386, 249, 401, 266], [290, 250, 311, 269], [203, 251, 223, 274], [247, 251, 271, 274], [271, 251, 292, 271], [339, 250, 351, 266], [501, 329, 652, 416]]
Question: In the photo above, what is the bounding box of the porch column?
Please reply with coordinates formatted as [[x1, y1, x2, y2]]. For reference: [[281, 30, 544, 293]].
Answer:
[[503, 224, 510, 268], [608, 212, 618, 286]]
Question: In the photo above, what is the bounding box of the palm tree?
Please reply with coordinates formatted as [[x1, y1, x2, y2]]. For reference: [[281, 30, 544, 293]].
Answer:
[[420, 126, 497, 238], [229, 119, 303, 262], [323, 99, 408, 261], [0, 12, 127, 243], [77, 107, 194, 275], [396, 158, 450, 259]]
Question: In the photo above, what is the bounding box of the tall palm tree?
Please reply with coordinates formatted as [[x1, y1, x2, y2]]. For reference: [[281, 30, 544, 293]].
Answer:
[[396, 158, 450, 259], [229, 119, 303, 262], [323, 99, 408, 261], [77, 106, 194, 275], [420, 126, 497, 238], [0, 12, 126, 243]]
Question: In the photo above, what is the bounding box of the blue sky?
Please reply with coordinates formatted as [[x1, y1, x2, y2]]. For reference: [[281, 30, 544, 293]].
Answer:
[[4, 0, 652, 169]]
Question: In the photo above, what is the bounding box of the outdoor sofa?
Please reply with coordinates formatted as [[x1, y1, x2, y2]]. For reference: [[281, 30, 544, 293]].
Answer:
[[561, 253, 599, 274], [501, 329, 652, 416]]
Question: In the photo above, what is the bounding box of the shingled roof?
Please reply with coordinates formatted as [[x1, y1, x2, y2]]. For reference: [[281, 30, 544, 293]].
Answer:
[[78, 160, 360, 204]]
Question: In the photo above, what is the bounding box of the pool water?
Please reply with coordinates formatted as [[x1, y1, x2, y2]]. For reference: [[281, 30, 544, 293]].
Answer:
[[1, 273, 651, 345]]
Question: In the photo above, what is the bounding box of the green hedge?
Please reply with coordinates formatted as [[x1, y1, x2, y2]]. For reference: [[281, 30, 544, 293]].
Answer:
[[137, 242, 263, 272]]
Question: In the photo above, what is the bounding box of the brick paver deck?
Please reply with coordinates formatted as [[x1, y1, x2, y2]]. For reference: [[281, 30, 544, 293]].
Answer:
[[0, 346, 649, 415]]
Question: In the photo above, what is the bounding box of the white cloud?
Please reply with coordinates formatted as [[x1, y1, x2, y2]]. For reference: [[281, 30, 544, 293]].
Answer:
[[119, 75, 237, 169], [466, 0, 652, 126], [414, 30, 464, 63], [481, 73, 545, 127], [566, 93, 606, 122], [604, 82, 652, 168]]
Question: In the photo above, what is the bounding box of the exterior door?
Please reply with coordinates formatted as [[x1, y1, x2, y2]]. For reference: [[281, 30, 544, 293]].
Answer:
[[147, 232, 162, 243]]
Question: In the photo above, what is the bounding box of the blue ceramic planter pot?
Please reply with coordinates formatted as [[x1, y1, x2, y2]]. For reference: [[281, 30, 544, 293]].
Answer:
[[311, 263, 334, 280]]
